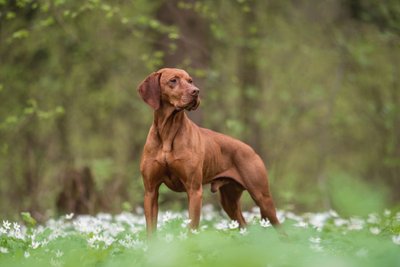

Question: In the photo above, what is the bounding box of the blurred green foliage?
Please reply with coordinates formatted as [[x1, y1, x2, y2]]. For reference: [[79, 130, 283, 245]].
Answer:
[[328, 171, 388, 217], [0, 0, 399, 217], [0, 210, 399, 267]]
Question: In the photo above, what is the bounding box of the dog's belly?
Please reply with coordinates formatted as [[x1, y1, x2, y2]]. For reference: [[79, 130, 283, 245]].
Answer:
[[163, 175, 185, 192]]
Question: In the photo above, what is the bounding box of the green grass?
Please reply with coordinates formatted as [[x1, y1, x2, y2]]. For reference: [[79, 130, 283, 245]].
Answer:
[[0, 207, 399, 267]]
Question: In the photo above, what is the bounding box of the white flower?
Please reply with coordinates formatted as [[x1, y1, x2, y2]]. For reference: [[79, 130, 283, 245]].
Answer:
[[13, 229, 25, 238], [228, 220, 239, 229], [348, 218, 364, 231], [2, 220, 11, 230], [97, 213, 112, 221], [190, 229, 199, 235], [132, 239, 144, 249], [181, 219, 191, 228], [55, 249, 63, 258], [243, 212, 257, 224], [239, 228, 248, 235], [14, 230, 25, 240], [87, 236, 99, 249], [204, 213, 215, 221], [164, 234, 174, 243], [135, 206, 144, 214], [162, 211, 173, 223], [369, 227, 381, 235], [31, 241, 40, 249], [384, 209, 391, 217], [65, 213, 74, 220], [119, 240, 130, 248], [277, 211, 286, 224], [24, 251, 30, 258], [392, 235, 400, 245], [285, 211, 301, 221], [13, 222, 20, 232], [48, 229, 64, 241], [367, 213, 380, 224], [102, 236, 115, 246], [0, 247, 9, 253], [309, 237, 321, 244], [309, 213, 329, 230], [215, 220, 228, 231], [260, 219, 271, 228], [310, 244, 323, 252], [0, 227, 6, 235], [124, 234, 132, 241], [334, 218, 348, 227], [50, 258, 62, 267], [294, 221, 308, 228], [329, 210, 339, 217], [203, 204, 214, 214], [178, 231, 188, 240], [92, 226, 102, 235]]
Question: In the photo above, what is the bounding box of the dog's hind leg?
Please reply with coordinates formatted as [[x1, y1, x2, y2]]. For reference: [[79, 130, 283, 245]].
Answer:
[[246, 180, 280, 226], [237, 161, 280, 226], [219, 182, 247, 227]]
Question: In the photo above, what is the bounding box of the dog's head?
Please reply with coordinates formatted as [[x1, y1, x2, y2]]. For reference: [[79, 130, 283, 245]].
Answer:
[[137, 68, 200, 111]]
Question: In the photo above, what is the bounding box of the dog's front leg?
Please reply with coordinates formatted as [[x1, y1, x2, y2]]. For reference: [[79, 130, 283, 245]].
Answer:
[[143, 183, 160, 237], [186, 182, 203, 229]]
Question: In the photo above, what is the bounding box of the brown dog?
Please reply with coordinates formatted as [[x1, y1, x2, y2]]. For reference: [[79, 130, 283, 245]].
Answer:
[[138, 68, 279, 235]]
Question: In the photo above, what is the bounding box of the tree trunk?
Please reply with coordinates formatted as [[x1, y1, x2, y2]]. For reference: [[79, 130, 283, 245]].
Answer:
[[155, 0, 211, 125], [237, 1, 263, 154]]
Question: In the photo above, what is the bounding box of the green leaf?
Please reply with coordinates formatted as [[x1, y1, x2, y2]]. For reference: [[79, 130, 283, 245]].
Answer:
[[5, 116, 18, 124], [122, 201, 132, 212], [168, 32, 179, 40], [121, 17, 129, 24], [39, 17, 55, 27], [20, 212, 37, 227], [55, 106, 65, 114], [6, 12, 16, 19], [23, 107, 35, 114], [12, 29, 29, 39], [149, 19, 160, 29], [63, 10, 71, 17], [101, 4, 111, 11], [38, 111, 51, 119], [54, 0, 65, 6]]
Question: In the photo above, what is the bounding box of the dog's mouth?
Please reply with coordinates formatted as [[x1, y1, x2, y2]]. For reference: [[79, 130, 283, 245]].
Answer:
[[175, 96, 200, 111], [185, 97, 200, 111], [185, 99, 196, 110]]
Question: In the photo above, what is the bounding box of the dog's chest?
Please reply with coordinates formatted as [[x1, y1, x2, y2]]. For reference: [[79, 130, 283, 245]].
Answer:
[[159, 149, 173, 165], [156, 150, 187, 192], [158, 148, 185, 167]]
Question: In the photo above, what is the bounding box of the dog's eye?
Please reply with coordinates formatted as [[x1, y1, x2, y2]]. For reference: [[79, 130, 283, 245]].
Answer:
[[188, 79, 193, 84], [169, 78, 177, 83]]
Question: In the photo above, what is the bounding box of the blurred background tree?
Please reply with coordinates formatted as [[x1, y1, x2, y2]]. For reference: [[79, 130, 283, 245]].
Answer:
[[0, 0, 399, 219]]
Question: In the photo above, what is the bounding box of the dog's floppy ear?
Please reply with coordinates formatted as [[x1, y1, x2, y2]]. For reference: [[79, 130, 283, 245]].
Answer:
[[137, 72, 161, 110]]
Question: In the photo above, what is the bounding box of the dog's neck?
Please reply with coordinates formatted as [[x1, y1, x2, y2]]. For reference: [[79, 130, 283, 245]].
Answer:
[[153, 103, 188, 152]]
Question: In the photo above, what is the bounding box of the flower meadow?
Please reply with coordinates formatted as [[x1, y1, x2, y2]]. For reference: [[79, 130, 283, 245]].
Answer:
[[0, 206, 399, 267]]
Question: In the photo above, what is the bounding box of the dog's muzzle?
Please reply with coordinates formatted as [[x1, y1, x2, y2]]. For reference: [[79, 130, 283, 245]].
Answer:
[[186, 96, 200, 111]]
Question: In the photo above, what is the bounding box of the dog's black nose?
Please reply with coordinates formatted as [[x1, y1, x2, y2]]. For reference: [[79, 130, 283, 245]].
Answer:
[[191, 88, 200, 96]]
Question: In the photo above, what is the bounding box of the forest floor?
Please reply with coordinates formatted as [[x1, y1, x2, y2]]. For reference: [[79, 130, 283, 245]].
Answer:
[[0, 206, 399, 267]]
